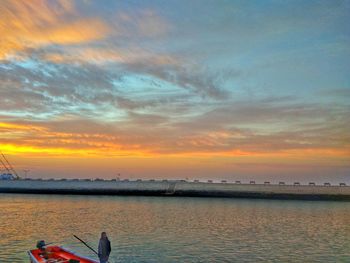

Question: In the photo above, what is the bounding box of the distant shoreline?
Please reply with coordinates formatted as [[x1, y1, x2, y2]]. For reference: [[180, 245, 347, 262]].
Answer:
[[0, 179, 349, 201]]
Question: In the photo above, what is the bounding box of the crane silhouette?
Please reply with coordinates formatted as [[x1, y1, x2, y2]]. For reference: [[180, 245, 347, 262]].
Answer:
[[0, 151, 19, 179]]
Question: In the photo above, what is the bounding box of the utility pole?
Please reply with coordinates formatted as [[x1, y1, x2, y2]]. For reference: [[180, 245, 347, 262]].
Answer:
[[23, 169, 30, 179]]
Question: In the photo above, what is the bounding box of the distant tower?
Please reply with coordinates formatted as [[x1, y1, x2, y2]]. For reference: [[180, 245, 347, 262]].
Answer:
[[23, 169, 30, 179]]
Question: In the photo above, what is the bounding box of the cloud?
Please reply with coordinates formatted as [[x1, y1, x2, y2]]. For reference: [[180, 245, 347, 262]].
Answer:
[[0, 0, 110, 60], [0, 96, 349, 159], [121, 59, 230, 99], [39, 45, 179, 68], [0, 60, 120, 112], [42, 47, 228, 99], [43, 48, 124, 64], [1, 56, 349, 157], [1, 0, 349, 176], [0, 0, 228, 100], [32, 45, 228, 100], [0, 2, 170, 61], [0, 57, 228, 129]]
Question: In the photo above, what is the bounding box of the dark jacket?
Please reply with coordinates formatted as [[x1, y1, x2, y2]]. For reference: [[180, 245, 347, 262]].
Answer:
[[98, 238, 111, 257]]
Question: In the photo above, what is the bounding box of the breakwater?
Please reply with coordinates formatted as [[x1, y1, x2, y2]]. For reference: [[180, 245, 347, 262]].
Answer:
[[0, 179, 349, 201]]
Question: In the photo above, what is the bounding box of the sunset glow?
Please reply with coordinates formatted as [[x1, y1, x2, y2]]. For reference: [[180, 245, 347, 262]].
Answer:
[[0, 0, 349, 181]]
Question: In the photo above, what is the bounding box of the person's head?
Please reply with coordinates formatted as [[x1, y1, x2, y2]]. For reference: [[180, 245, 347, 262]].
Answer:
[[36, 240, 46, 251], [101, 232, 107, 239]]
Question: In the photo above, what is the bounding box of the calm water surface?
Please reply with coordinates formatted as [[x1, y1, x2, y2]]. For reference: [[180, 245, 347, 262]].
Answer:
[[0, 194, 349, 262]]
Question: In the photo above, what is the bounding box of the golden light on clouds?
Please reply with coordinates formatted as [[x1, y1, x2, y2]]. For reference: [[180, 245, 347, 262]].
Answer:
[[0, 121, 348, 169], [42, 45, 179, 66], [0, 0, 349, 180], [0, 0, 109, 59]]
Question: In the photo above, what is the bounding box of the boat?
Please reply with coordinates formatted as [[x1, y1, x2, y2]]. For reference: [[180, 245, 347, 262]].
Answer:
[[0, 172, 15, 180], [28, 241, 98, 263]]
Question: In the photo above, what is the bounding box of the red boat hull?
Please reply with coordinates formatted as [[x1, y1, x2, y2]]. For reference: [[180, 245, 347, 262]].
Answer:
[[28, 245, 98, 263]]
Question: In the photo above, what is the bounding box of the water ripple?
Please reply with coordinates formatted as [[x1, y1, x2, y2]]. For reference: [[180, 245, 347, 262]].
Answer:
[[0, 194, 349, 262]]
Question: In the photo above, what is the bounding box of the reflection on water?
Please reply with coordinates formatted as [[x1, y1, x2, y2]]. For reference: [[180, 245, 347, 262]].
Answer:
[[0, 194, 349, 262]]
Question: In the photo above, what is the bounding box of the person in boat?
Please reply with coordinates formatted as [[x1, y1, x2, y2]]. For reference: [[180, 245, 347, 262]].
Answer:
[[98, 232, 111, 263], [36, 240, 51, 260]]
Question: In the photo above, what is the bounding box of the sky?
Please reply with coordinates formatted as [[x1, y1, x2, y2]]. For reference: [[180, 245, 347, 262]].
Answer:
[[0, 0, 349, 182]]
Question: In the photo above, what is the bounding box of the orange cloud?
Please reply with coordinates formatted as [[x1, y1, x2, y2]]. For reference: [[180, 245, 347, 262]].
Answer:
[[0, 1, 177, 67], [0, 0, 109, 60], [44, 47, 124, 64], [0, 122, 45, 131], [43, 46, 179, 66], [0, 121, 150, 157], [0, 120, 349, 170]]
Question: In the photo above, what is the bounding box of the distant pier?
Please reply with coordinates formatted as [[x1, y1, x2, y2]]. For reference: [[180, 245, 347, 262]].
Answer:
[[0, 179, 349, 201]]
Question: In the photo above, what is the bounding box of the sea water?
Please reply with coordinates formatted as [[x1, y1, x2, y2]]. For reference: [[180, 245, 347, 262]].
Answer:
[[0, 194, 349, 262]]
